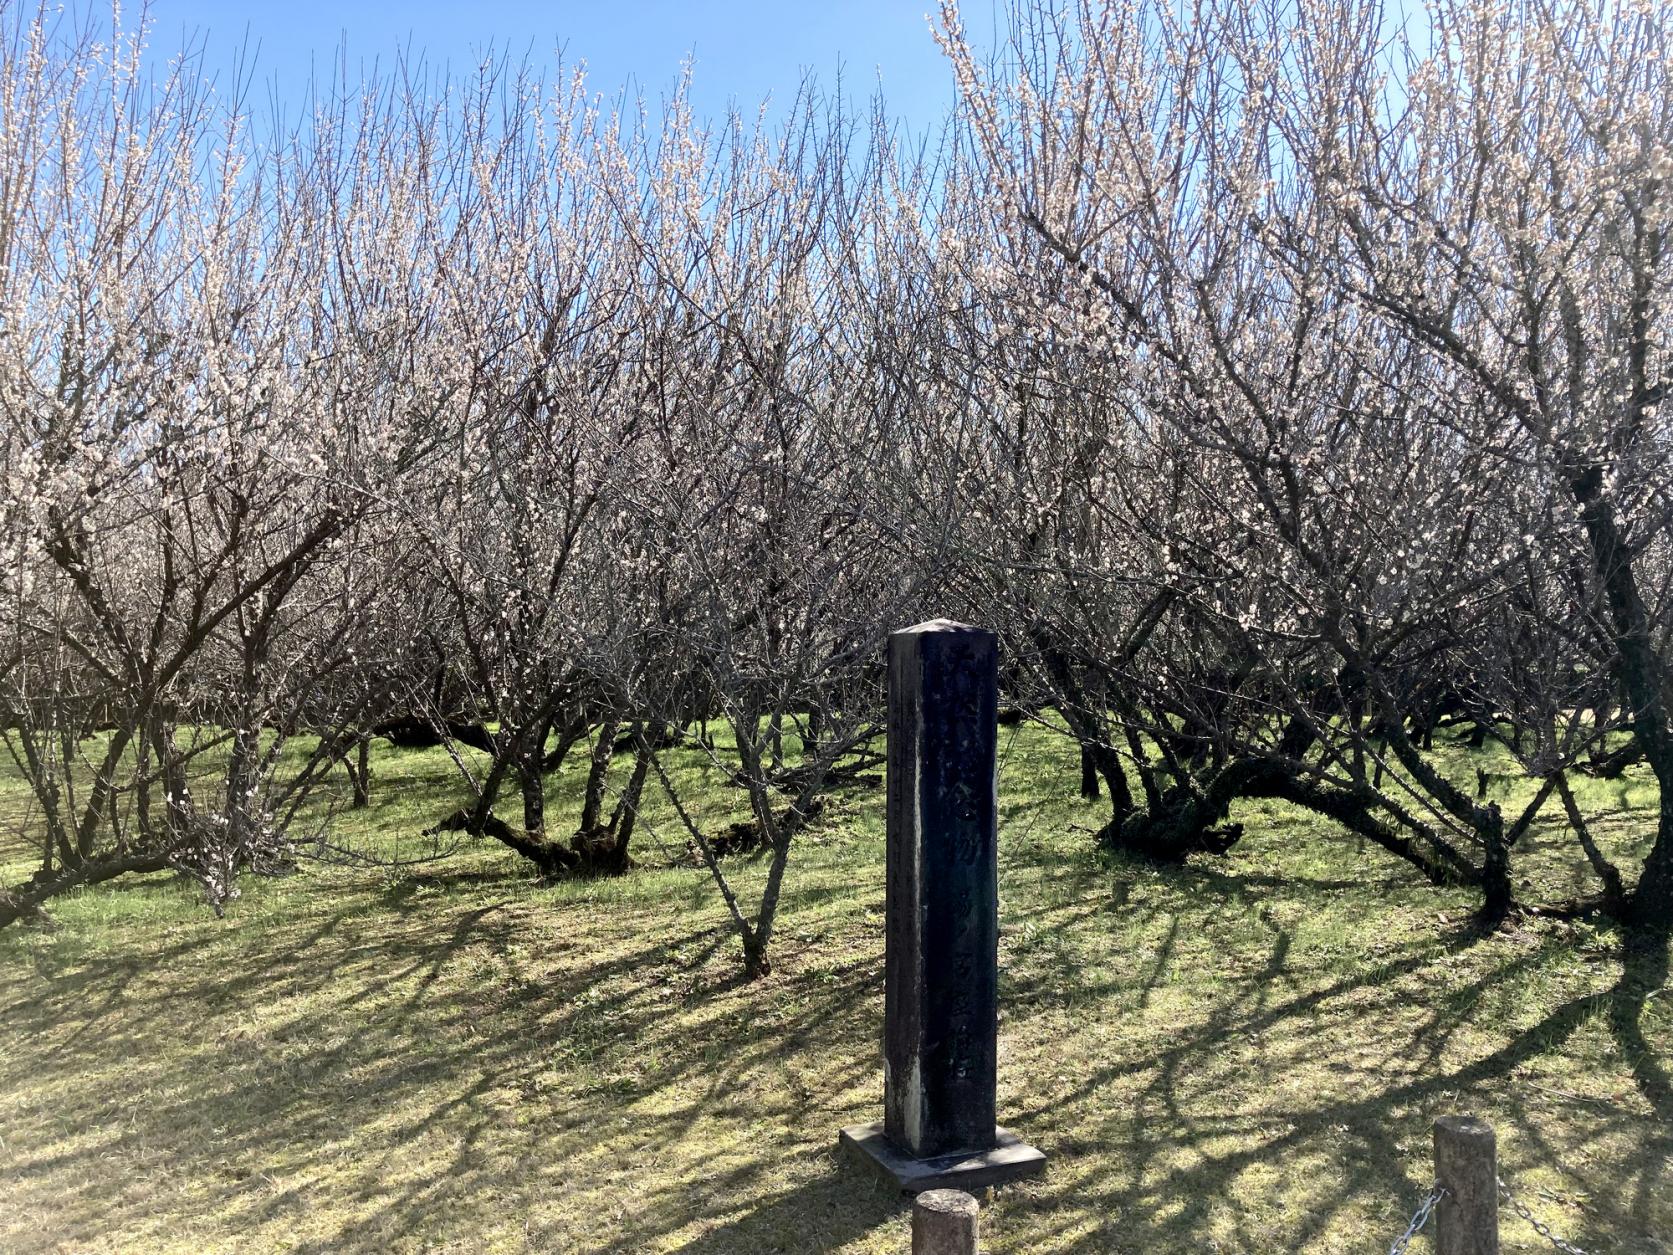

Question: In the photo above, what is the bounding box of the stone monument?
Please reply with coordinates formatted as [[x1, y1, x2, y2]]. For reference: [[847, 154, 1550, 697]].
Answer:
[[840, 620, 1046, 1193]]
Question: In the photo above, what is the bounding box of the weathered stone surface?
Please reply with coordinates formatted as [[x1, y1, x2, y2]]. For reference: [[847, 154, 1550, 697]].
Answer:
[[840, 620, 1045, 1193], [912, 1188, 980, 1255], [884, 620, 1000, 1159], [839, 1122, 1045, 1195]]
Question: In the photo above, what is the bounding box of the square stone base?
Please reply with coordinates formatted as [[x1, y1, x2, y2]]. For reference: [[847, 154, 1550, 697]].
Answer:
[[838, 1123, 1047, 1194]]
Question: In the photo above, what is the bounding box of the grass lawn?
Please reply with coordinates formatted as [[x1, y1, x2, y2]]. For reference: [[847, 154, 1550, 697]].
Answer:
[[0, 725, 1668, 1252]]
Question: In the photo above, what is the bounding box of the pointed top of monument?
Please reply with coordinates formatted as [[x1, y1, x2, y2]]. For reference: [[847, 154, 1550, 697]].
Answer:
[[895, 618, 988, 635]]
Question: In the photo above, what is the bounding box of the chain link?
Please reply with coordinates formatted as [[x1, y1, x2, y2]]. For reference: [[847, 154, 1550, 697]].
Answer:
[[1499, 1176, 1590, 1255], [1390, 1185, 1446, 1255]]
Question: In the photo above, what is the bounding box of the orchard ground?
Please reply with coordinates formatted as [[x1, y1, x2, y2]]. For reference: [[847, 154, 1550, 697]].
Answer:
[[0, 725, 1667, 1253]]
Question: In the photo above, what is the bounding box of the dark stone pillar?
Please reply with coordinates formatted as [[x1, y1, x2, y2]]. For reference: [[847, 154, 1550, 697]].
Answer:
[[884, 620, 999, 1156], [840, 620, 1045, 1193]]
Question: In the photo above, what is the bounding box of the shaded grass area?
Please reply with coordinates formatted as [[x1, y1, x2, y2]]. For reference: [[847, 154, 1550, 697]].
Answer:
[[0, 725, 1668, 1252]]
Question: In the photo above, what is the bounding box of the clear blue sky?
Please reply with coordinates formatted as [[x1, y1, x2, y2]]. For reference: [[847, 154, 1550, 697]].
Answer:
[[140, 1, 1002, 140]]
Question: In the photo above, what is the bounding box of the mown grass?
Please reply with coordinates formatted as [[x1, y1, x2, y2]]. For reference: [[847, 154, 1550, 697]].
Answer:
[[0, 723, 1667, 1253]]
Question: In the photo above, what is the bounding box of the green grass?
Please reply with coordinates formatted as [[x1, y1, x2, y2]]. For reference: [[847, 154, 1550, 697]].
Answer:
[[0, 724, 1667, 1252]]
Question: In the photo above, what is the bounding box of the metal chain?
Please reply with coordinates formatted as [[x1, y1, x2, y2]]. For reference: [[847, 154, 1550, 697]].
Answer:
[[1390, 1186, 1446, 1255], [1499, 1177, 1590, 1254]]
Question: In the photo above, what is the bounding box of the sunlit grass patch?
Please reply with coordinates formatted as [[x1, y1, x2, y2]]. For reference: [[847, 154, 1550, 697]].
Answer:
[[0, 724, 1667, 1252]]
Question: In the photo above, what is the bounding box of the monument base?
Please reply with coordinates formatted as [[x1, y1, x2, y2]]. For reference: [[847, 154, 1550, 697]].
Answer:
[[838, 1123, 1046, 1194]]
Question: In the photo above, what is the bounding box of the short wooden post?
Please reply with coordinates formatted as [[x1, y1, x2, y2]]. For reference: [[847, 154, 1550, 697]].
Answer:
[[912, 1188, 978, 1255], [1433, 1115, 1499, 1254]]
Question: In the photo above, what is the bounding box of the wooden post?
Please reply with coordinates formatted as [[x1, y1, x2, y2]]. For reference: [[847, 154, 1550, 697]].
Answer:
[[912, 1189, 979, 1255], [1434, 1114, 1499, 1255]]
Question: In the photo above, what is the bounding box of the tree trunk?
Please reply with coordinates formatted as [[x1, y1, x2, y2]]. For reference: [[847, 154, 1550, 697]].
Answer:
[[226, 722, 261, 852], [1585, 736, 1643, 779], [1637, 794, 1673, 936], [1031, 633, 1135, 822], [1478, 804, 1513, 927], [541, 718, 589, 773], [351, 736, 371, 809], [1080, 745, 1100, 799], [464, 755, 512, 835], [741, 928, 770, 979], [1, 850, 173, 930], [518, 725, 549, 838], [579, 718, 620, 833], [154, 719, 190, 837], [600, 742, 653, 874], [1572, 464, 1673, 935]]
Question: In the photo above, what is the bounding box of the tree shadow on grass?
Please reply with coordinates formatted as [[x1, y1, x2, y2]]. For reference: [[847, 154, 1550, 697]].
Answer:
[[0, 849, 1667, 1253], [0, 875, 902, 1252], [664, 1150, 901, 1255], [1018, 922, 1671, 1253]]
